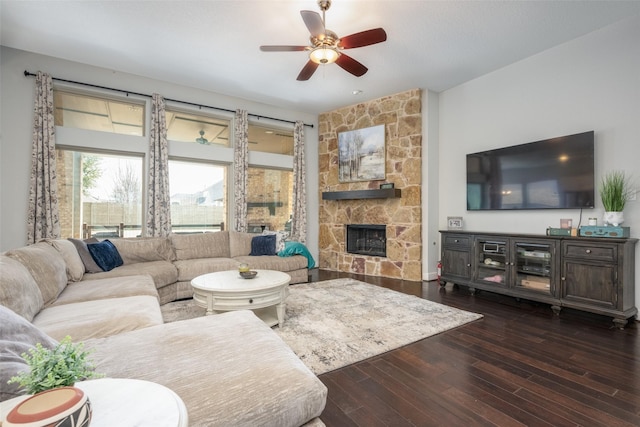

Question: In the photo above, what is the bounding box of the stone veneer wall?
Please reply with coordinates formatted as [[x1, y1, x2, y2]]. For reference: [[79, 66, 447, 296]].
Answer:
[[318, 89, 422, 281]]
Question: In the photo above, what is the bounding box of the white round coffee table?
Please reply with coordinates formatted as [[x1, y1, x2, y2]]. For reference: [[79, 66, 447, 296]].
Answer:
[[191, 269, 291, 327]]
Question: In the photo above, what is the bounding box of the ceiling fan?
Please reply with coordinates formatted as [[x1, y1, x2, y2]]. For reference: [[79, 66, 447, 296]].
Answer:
[[259, 0, 387, 81]]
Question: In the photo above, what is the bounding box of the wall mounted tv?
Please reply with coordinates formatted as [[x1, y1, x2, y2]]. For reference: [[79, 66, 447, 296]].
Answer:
[[466, 131, 595, 210]]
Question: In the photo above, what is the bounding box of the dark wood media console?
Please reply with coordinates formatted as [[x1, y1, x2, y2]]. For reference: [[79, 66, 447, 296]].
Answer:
[[440, 230, 638, 329]]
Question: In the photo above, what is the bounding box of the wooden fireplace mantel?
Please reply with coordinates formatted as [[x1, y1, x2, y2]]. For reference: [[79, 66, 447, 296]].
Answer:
[[322, 189, 401, 200]]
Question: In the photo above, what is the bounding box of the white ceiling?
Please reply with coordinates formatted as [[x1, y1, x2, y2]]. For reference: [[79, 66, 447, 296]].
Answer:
[[2, 1, 639, 115]]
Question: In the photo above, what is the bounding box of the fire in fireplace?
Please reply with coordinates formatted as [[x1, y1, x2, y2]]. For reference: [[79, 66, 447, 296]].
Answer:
[[346, 224, 386, 257]]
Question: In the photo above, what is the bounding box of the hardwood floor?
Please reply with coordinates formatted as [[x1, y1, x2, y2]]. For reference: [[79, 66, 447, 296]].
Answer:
[[311, 269, 640, 427]]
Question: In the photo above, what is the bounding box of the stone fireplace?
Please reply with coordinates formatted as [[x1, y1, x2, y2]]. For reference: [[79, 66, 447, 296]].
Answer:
[[318, 89, 422, 281], [346, 224, 386, 257]]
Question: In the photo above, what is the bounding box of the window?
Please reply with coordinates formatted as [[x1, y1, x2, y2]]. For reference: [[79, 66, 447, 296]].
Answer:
[[54, 90, 145, 136], [247, 167, 293, 233], [166, 110, 230, 146], [248, 123, 293, 155], [53, 89, 297, 239], [56, 150, 143, 239], [168, 160, 227, 233], [246, 123, 295, 232]]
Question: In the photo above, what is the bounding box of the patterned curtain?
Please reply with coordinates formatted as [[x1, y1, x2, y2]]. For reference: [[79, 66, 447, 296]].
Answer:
[[291, 121, 307, 243], [146, 93, 172, 237], [233, 109, 249, 232], [27, 71, 60, 244]]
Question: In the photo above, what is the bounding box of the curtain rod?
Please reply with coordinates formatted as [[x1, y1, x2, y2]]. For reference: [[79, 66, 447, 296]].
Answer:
[[24, 70, 313, 128]]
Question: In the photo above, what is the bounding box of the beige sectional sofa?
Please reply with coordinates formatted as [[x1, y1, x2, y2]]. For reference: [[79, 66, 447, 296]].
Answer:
[[0, 234, 325, 426], [83, 230, 310, 304]]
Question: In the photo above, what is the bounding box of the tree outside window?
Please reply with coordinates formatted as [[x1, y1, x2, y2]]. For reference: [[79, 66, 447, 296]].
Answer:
[[57, 150, 143, 238]]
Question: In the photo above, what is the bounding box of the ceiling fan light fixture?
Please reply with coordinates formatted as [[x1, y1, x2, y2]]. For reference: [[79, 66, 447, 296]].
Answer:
[[261, 1, 386, 80], [195, 130, 209, 145], [309, 46, 339, 64]]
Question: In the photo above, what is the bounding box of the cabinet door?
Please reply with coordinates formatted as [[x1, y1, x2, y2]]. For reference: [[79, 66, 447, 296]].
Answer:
[[474, 237, 508, 288], [513, 240, 556, 297], [561, 241, 618, 310], [562, 260, 617, 309], [442, 248, 471, 280]]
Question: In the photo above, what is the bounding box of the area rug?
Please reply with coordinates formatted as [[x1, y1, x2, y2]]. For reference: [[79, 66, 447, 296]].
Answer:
[[160, 278, 482, 374]]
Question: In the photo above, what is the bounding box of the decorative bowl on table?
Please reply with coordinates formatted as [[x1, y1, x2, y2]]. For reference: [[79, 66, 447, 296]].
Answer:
[[239, 270, 258, 279], [4, 386, 92, 427]]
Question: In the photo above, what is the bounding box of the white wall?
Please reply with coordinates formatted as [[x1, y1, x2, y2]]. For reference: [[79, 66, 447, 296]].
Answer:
[[437, 16, 640, 308], [0, 47, 319, 260], [422, 89, 440, 281]]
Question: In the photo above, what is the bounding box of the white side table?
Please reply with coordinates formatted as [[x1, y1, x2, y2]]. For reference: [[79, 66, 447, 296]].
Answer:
[[1, 378, 188, 427]]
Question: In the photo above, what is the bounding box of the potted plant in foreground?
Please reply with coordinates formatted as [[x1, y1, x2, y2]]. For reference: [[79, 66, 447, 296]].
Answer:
[[600, 171, 632, 226], [6, 336, 101, 426]]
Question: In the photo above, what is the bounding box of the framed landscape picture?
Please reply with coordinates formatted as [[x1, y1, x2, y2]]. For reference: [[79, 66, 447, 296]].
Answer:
[[338, 124, 385, 182]]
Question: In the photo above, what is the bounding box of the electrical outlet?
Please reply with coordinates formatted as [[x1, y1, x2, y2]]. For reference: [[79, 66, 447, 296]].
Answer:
[[630, 189, 637, 201]]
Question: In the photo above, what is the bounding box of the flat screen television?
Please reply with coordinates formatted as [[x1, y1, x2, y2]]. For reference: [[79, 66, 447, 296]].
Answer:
[[466, 131, 595, 210]]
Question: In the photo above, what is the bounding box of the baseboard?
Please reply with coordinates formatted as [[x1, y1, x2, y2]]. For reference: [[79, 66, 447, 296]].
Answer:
[[424, 271, 437, 281]]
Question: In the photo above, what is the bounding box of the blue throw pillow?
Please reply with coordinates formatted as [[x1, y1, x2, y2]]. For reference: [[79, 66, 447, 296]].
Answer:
[[278, 241, 315, 269], [250, 234, 277, 256], [87, 240, 124, 271]]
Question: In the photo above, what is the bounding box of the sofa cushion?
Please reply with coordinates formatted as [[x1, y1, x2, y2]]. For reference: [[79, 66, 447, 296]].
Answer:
[[47, 239, 86, 281], [84, 310, 327, 427], [229, 231, 254, 257], [173, 258, 239, 282], [233, 255, 307, 272], [6, 242, 68, 306], [52, 275, 159, 306], [87, 240, 124, 272], [0, 256, 44, 322], [0, 305, 58, 402], [111, 237, 175, 264], [82, 261, 178, 289], [33, 295, 164, 342], [170, 231, 230, 260], [68, 238, 104, 273]]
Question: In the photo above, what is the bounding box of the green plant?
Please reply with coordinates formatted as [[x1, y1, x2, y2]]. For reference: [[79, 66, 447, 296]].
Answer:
[[8, 336, 102, 394], [600, 171, 632, 212]]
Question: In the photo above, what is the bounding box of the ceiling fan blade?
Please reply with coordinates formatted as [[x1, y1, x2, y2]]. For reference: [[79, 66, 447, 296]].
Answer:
[[335, 54, 368, 77], [338, 28, 387, 49], [300, 10, 324, 37], [296, 60, 319, 81], [260, 45, 308, 52]]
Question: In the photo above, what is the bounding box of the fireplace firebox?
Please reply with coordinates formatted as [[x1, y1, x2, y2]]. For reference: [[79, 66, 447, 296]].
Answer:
[[346, 224, 386, 257]]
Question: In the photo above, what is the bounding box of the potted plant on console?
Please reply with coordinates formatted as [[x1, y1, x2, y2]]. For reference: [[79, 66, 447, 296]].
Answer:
[[5, 336, 101, 427], [600, 170, 632, 227]]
